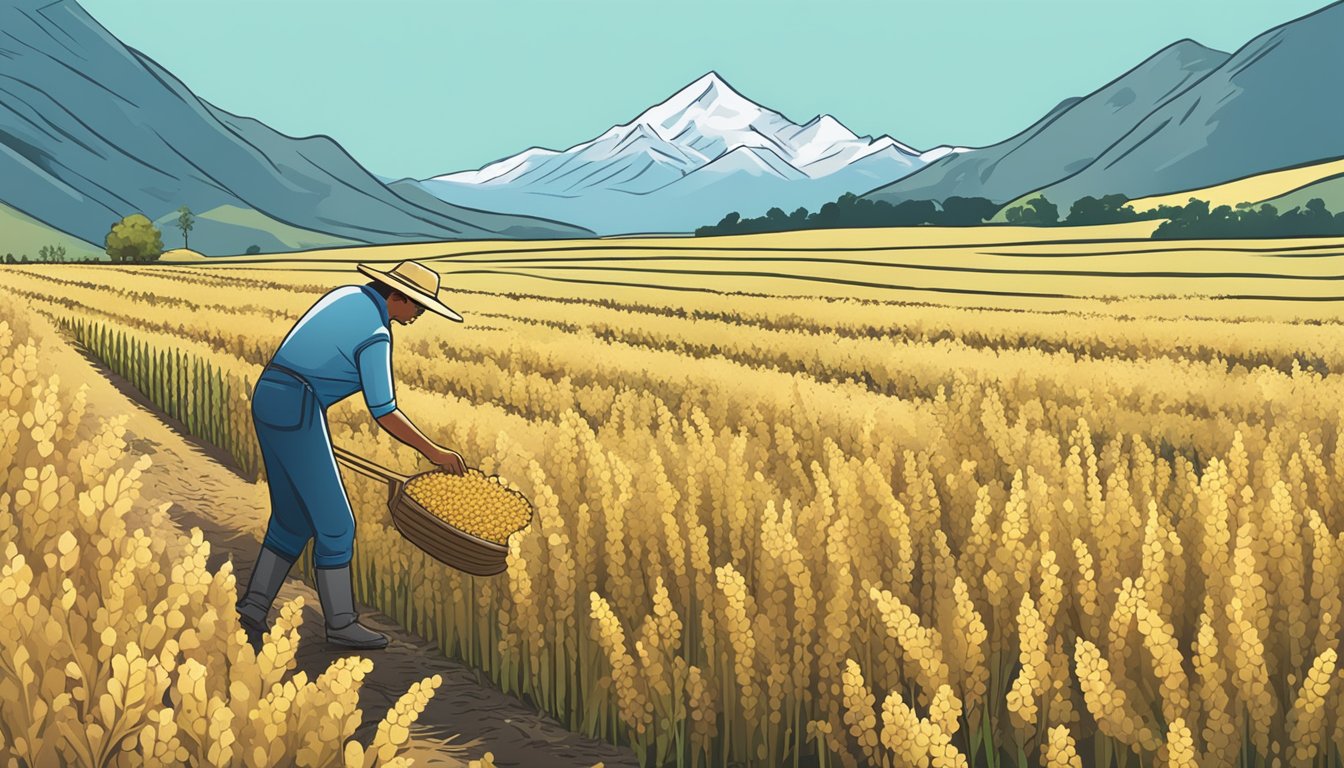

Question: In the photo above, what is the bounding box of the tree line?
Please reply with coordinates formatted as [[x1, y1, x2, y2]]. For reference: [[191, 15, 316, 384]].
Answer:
[[695, 191, 1344, 239], [2, 208, 199, 265], [1148, 198, 1344, 238], [8, 191, 1342, 267], [101, 207, 202, 261], [3, 245, 101, 263]]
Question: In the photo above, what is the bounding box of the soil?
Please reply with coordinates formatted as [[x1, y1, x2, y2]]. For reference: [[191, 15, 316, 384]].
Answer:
[[45, 319, 639, 768]]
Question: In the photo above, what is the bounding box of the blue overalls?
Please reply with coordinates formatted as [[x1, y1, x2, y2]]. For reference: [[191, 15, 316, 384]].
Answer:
[[252, 285, 398, 568]]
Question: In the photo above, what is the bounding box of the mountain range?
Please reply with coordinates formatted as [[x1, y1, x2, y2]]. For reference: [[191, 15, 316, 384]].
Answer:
[[2, 0, 1341, 253], [413, 73, 961, 235], [418, 2, 1344, 233], [867, 1, 1344, 213], [0, 0, 587, 257]]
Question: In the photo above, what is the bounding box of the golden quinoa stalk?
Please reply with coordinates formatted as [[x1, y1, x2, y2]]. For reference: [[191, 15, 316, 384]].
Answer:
[[1044, 724, 1083, 768], [1160, 718, 1199, 768], [589, 592, 652, 739], [840, 659, 880, 764], [1136, 593, 1192, 729], [948, 575, 989, 711], [348, 673, 445, 768], [878, 687, 969, 768], [928, 684, 963, 739], [1285, 647, 1336, 767], [1192, 610, 1238, 767], [870, 584, 949, 707], [1074, 639, 1161, 753]]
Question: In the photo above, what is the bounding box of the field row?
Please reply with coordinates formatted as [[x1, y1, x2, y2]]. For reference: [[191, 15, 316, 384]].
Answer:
[[153, 225, 1344, 318], [12, 266, 1344, 525]]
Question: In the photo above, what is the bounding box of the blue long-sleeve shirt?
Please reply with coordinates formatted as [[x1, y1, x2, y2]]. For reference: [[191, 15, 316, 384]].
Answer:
[[269, 285, 398, 418]]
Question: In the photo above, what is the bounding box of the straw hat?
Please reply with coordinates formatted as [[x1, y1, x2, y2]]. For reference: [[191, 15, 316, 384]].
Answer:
[[357, 261, 463, 322]]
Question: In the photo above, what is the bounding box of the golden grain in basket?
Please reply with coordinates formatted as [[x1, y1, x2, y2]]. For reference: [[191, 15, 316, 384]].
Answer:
[[404, 468, 533, 544]]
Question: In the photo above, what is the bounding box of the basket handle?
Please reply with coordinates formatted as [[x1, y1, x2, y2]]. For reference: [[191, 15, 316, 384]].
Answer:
[[333, 445, 410, 488]]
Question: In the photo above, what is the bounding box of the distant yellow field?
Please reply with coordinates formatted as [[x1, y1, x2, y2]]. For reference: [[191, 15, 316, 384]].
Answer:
[[1127, 156, 1344, 212], [160, 221, 1161, 263], [159, 225, 1344, 321]]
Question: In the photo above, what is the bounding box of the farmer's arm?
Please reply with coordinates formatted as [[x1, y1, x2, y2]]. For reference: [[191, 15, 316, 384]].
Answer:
[[357, 337, 466, 475], [376, 410, 465, 475]]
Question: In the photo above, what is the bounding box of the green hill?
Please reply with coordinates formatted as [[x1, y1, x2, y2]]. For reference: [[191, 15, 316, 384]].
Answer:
[[153, 205, 357, 256], [1261, 173, 1344, 213], [0, 202, 104, 261]]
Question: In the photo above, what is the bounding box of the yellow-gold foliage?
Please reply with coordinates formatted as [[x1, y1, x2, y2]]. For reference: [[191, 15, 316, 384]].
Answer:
[[12, 253, 1344, 766], [0, 301, 440, 767]]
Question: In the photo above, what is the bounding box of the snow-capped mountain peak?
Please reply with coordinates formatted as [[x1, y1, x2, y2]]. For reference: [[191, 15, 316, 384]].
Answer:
[[786, 114, 862, 166], [432, 71, 930, 190], [636, 72, 769, 139], [442, 145, 562, 185], [916, 145, 973, 163], [871, 135, 921, 156], [797, 114, 860, 144], [421, 71, 946, 234]]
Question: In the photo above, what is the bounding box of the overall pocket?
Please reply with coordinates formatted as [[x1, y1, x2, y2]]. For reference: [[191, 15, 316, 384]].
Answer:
[[252, 375, 310, 431]]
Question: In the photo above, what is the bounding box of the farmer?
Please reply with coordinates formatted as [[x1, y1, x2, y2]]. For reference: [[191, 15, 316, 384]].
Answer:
[[236, 260, 466, 650]]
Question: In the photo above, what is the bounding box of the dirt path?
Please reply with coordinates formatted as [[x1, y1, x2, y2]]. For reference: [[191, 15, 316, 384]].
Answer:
[[45, 322, 638, 768]]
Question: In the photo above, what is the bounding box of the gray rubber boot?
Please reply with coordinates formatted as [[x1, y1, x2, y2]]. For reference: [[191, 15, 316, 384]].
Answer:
[[236, 546, 296, 650], [314, 564, 389, 650]]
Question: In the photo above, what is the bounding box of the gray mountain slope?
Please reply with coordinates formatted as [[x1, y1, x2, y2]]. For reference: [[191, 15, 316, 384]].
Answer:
[[1028, 1, 1344, 209], [0, 0, 587, 254], [863, 39, 1230, 206]]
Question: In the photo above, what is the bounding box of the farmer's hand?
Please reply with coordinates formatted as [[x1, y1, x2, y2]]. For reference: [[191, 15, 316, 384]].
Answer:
[[427, 446, 466, 476], [377, 411, 466, 475]]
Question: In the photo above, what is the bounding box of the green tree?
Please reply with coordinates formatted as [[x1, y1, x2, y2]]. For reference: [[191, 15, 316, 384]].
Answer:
[[938, 196, 1000, 226], [1064, 193, 1142, 225], [176, 205, 195, 250], [1148, 197, 1344, 239], [1065, 195, 1106, 224], [1006, 195, 1059, 225], [1027, 195, 1059, 225], [890, 199, 937, 226], [105, 213, 164, 263], [815, 200, 842, 227], [37, 244, 67, 262], [1303, 197, 1332, 225], [695, 211, 742, 237]]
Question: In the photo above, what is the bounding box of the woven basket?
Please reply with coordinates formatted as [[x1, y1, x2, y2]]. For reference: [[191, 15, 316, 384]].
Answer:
[[388, 476, 510, 576], [333, 447, 524, 577]]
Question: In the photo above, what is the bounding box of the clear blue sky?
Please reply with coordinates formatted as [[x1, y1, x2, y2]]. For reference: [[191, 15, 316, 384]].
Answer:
[[78, 0, 1329, 180]]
